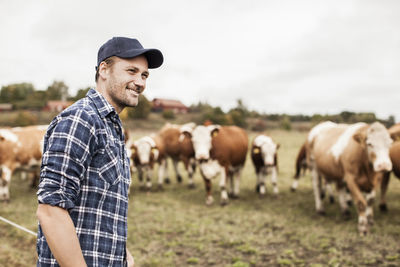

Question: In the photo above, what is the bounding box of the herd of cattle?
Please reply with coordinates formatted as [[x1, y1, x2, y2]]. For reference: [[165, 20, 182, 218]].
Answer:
[[0, 121, 400, 235]]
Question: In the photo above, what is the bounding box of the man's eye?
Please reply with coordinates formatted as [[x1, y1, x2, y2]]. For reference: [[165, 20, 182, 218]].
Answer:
[[128, 69, 137, 73], [142, 74, 149, 79]]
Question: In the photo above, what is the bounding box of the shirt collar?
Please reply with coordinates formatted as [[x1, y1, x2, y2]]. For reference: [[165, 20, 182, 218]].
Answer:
[[87, 88, 117, 119]]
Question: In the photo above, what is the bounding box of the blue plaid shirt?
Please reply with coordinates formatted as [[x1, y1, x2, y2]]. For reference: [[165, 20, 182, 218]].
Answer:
[[37, 89, 131, 266]]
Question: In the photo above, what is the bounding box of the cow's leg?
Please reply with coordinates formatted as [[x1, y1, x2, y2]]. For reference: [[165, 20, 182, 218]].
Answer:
[[326, 182, 335, 204], [164, 160, 171, 184], [232, 167, 242, 198], [379, 171, 390, 212], [204, 177, 213, 205], [365, 190, 376, 226], [172, 159, 183, 183], [184, 158, 195, 189], [344, 174, 369, 236], [338, 185, 351, 219], [270, 166, 279, 195], [136, 165, 146, 190], [291, 178, 299, 192], [219, 168, 229, 205], [157, 159, 167, 189], [312, 168, 325, 214], [0, 166, 11, 201], [257, 170, 265, 195], [145, 165, 152, 190]]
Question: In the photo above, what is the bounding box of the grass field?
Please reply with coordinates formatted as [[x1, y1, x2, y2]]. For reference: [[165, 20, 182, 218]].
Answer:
[[1, 129, 400, 267]]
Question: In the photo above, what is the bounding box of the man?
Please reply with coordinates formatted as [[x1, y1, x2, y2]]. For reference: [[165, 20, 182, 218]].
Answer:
[[36, 37, 163, 266]]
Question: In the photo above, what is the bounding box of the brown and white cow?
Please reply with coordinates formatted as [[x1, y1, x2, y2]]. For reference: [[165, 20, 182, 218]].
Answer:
[[291, 140, 336, 203], [130, 135, 165, 190], [307, 121, 392, 235], [0, 125, 47, 201], [251, 134, 279, 196], [379, 123, 400, 211], [157, 122, 197, 188], [189, 125, 248, 205]]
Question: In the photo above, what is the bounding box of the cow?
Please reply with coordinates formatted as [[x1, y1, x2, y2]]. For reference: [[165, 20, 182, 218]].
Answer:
[[251, 134, 279, 196], [307, 121, 392, 235], [0, 125, 47, 201], [157, 122, 197, 188], [291, 140, 337, 204], [378, 123, 400, 211], [189, 125, 248, 205], [130, 135, 166, 190]]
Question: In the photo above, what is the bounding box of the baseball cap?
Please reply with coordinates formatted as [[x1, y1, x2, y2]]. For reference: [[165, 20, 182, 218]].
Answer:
[[97, 37, 163, 69]]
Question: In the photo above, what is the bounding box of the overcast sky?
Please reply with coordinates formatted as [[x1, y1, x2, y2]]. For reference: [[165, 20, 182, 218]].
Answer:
[[1, 0, 399, 121]]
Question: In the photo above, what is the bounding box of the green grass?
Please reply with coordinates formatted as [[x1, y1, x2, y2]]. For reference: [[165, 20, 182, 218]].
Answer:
[[1, 130, 400, 266]]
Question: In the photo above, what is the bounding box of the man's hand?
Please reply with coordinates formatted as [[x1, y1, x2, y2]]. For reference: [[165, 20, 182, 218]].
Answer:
[[126, 248, 135, 267]]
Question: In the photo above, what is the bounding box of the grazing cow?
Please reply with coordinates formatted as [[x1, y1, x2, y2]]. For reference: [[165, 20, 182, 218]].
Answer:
[[307, 121, 392, 235], [251, 135, 279, 196], [157, 122, 197, 187], [190, 125, 248, 205], [130, 135, 166, 190], [0, 125, 47, 201], [379, 123, 400, 211]]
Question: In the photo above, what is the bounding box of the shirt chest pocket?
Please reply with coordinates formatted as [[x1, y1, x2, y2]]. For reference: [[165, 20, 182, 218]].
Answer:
[[92, 142, 123, 186]]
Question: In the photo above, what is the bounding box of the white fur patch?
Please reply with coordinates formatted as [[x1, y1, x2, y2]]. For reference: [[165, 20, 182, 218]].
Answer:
[[0, 129, 18, 143], [200, 159, 222, 179], [308, 121, 337, 143], [330, 122, 366, 161], [254, 135, 273, 147], [2, 166, 12, 182]]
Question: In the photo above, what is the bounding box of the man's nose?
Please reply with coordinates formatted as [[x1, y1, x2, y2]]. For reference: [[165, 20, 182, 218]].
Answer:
[[134, 77, 146, 89]]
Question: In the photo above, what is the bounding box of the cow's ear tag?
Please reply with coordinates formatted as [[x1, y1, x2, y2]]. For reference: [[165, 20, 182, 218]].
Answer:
[[253, 147, 260, 154], [152, 148, 158, 153], [212, 131, 218, 137]]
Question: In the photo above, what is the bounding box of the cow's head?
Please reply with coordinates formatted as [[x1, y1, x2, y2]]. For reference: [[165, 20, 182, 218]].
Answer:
[[253, 135, 279, 166], [191, 125, 221, 162], [353, 122, 393, 172], [132, 136, 158, 165]]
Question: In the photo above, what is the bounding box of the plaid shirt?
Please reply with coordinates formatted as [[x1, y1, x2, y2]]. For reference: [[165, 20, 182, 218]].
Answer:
[[37, 89, 131, 267]]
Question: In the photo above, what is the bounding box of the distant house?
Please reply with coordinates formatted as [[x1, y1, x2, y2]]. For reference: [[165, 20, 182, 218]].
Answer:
[[0, 103, 13, 111], [152, 98, 189, 114], [43, 100, 73, 112]]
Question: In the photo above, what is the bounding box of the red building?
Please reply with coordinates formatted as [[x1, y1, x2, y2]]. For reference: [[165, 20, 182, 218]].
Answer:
[[43, 100, 73, 112], [152, 98, 189, 114]]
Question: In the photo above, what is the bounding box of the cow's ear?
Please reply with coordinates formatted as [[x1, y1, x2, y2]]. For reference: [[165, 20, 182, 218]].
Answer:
[[211, 128, 219, 138], [179, 131, 192, 142], [353, 132, 366, 144]]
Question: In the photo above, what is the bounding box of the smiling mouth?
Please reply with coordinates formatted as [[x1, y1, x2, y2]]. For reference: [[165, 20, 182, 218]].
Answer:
[[126, 87, 141, 94]]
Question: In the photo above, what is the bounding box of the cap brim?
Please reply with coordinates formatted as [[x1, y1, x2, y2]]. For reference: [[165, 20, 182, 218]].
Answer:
[[118, 48, 163, 69]]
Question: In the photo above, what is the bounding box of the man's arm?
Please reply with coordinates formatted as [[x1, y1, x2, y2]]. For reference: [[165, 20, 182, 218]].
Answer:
[[37, 204, 87, 267]]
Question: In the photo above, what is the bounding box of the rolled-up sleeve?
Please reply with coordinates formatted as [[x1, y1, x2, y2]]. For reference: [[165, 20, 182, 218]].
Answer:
[[37, 108, 97, 210]]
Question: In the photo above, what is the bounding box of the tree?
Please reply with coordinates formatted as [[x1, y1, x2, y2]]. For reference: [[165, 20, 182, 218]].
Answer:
[[228, 99, 249, 128], [46, 80, 69, 100], [127, 95, 152, 119], [0, 83, 35, 103]]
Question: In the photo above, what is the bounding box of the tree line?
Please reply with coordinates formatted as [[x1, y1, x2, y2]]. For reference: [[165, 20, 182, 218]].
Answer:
[[0, 82, 395, 130]]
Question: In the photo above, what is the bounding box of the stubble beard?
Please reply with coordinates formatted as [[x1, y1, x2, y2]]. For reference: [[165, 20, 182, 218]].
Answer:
[[108, 80, 139, 109]]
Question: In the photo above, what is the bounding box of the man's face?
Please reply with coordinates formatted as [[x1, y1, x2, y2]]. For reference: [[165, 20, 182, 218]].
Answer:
[[104, 55, 149, 112]]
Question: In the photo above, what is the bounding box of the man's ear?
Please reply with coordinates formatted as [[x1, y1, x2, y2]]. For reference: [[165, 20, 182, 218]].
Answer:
[[98, 61, 110, 81], [353, 132, 366, 144]]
